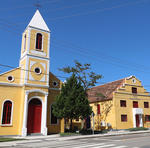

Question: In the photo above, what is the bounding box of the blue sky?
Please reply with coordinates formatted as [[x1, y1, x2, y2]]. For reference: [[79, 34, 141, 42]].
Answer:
[[0, 0, 150, 90]]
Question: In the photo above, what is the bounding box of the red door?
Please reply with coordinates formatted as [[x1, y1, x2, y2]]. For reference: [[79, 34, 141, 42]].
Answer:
[[27, 100, 42, 134], [136, 115, 140, 127]]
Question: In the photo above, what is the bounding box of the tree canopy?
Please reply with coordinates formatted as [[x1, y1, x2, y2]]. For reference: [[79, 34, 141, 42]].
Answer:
[[52, 74, 92, 129], [59, 60, 102, 90]]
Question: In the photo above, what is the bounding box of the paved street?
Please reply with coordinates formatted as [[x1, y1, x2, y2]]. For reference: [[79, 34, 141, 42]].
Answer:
[[1, 133, 150, 148]]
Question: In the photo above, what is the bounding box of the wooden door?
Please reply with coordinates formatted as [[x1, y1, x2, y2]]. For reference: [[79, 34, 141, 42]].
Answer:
[[136, 115, 140, 127], [27, 102, 42, 134], [33, 105, 42, 133]]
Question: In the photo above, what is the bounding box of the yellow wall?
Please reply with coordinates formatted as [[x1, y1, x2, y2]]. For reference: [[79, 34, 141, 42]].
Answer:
[[0, 86, 24, 135], [27, 58, 48, 85], [47, 73, 63, 133], [0, 68, 21, 84], [90, 100, 115, 130], [90, 76, 150, 130]]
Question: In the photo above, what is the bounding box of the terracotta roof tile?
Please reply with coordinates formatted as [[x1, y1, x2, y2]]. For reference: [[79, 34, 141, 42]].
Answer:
[[87, 78, 125, 103]]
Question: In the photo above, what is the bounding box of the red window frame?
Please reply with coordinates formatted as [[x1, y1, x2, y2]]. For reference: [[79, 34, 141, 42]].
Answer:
[[145, 115, 150, 122], [120, 100, 126, 107], [2, 101, 12, 124], [133, 101, 138, 108], [121, 115, 127, 122], [132, 87, 137, 94], [36, 33, 42, 50], [144, 102, 149, 108], [97, 104, 100, 114]]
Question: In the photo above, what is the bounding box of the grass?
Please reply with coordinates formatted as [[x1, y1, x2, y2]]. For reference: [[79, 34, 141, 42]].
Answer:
[[60, 132, 80, 137], [0, 138, 25, 142]]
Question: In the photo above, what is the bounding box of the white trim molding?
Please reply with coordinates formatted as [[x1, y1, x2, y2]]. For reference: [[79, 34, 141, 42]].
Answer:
[[22, 92, 28, 137], [41, 95, 48, 136], [26, 89, 48, 95], [132, 108, 143, 128], [30, 50, 46, 56], [22, 90, 48, 136]]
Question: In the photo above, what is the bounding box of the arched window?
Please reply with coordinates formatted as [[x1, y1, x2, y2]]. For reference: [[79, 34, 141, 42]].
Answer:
[[36, 33, 42, 50], [24, 34, 26, 51], [51, 105, 57, 124], [2, 101, 12, 124]]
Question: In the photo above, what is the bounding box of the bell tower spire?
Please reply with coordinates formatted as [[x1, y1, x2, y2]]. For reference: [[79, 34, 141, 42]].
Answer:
[[19, 10, 50, 87]]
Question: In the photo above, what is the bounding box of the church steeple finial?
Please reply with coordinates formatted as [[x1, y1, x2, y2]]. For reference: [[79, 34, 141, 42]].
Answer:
[[34, 0, 41, 10]]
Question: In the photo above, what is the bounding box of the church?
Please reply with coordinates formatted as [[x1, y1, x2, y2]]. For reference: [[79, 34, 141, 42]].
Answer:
[[0, 10, 64, 136]]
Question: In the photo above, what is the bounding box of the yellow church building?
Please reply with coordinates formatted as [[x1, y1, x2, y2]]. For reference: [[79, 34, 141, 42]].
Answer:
[[88, 76, 150, 130], [0, 10, 64, 136]]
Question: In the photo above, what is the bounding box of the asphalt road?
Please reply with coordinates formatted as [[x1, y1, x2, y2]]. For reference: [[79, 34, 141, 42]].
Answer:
[[1, 133, 150, 148]]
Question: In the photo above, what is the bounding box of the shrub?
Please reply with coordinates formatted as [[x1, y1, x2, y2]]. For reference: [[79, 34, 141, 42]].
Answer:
[[128, 127, 148, 132], [79, 129, 93, 135], [79, 129, 108, 135]]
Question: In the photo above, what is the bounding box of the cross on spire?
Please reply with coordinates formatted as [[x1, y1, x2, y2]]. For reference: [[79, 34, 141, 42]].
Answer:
[[34, 0, 41, 10]]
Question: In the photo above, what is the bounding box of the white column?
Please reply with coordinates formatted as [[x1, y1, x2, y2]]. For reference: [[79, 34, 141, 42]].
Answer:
[[41, 94, 48, 136], [133, 113, 136, 128], [139, 114, 143, 127], [22, 92, 28, 137]]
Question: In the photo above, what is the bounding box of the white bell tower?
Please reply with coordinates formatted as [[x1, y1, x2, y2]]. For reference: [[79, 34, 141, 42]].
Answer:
[[19, 10, 50, 87]]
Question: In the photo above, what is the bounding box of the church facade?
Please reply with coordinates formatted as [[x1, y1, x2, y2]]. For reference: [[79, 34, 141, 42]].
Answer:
[[0, 10, 64, 136]]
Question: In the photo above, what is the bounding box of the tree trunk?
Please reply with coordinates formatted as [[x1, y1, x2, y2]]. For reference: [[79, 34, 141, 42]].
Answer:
[[70, 119, 73, 131]]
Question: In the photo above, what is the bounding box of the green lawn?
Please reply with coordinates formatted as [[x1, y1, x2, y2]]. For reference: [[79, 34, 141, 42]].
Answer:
[[0, 138, 24, 142], [60, 132, 80, 137]]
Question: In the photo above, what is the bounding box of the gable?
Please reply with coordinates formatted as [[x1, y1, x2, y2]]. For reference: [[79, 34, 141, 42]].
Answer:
[[0, 68, 21, 84], [49, 72, 62, 89], [116, 76, 149, 95]]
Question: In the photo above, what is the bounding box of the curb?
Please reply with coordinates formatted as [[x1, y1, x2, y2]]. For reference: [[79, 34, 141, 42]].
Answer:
[[59, 130, 150, 141]]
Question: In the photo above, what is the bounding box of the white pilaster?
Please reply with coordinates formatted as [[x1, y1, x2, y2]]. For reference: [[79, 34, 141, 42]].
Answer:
[[41, 94, 48, 135], [133, 114, 136, 128], [139, 114, 143, 127], [22, 92, 28, 136]]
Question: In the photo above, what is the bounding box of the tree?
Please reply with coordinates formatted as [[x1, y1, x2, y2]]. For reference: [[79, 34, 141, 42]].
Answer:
[[59, 60, 102, 90], [52, 74, 92, 130], [59, 61, 102, 129]]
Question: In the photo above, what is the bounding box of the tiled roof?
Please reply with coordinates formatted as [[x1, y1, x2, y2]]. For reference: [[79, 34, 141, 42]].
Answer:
[[87, 79, 125, 103]]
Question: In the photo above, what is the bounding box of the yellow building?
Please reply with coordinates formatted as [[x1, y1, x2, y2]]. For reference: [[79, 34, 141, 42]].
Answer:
[[0, 10, 64, 136], [88, 76, 150, 130]]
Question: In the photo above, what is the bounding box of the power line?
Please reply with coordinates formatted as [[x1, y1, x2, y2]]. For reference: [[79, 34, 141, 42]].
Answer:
[[46, 0, 149, 21], [1, 21, 150, 77], [1, 19, 150, 76], [51, 39, 150, 74], [43, 0, 105, 13], [0, 0, 61, 11]]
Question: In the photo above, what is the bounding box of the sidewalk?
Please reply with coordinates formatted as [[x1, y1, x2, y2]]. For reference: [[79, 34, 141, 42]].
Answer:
[[12, 129, 150, 140]]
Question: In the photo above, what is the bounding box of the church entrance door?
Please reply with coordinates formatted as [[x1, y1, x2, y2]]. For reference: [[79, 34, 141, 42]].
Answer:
[[27, 99, 42, 134]]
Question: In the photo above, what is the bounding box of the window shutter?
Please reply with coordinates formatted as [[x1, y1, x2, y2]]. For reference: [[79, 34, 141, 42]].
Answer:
[[97, 104, 100, 114]]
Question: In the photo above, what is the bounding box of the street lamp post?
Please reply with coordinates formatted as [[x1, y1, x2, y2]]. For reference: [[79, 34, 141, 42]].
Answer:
[[92, 111, 95, 135]]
